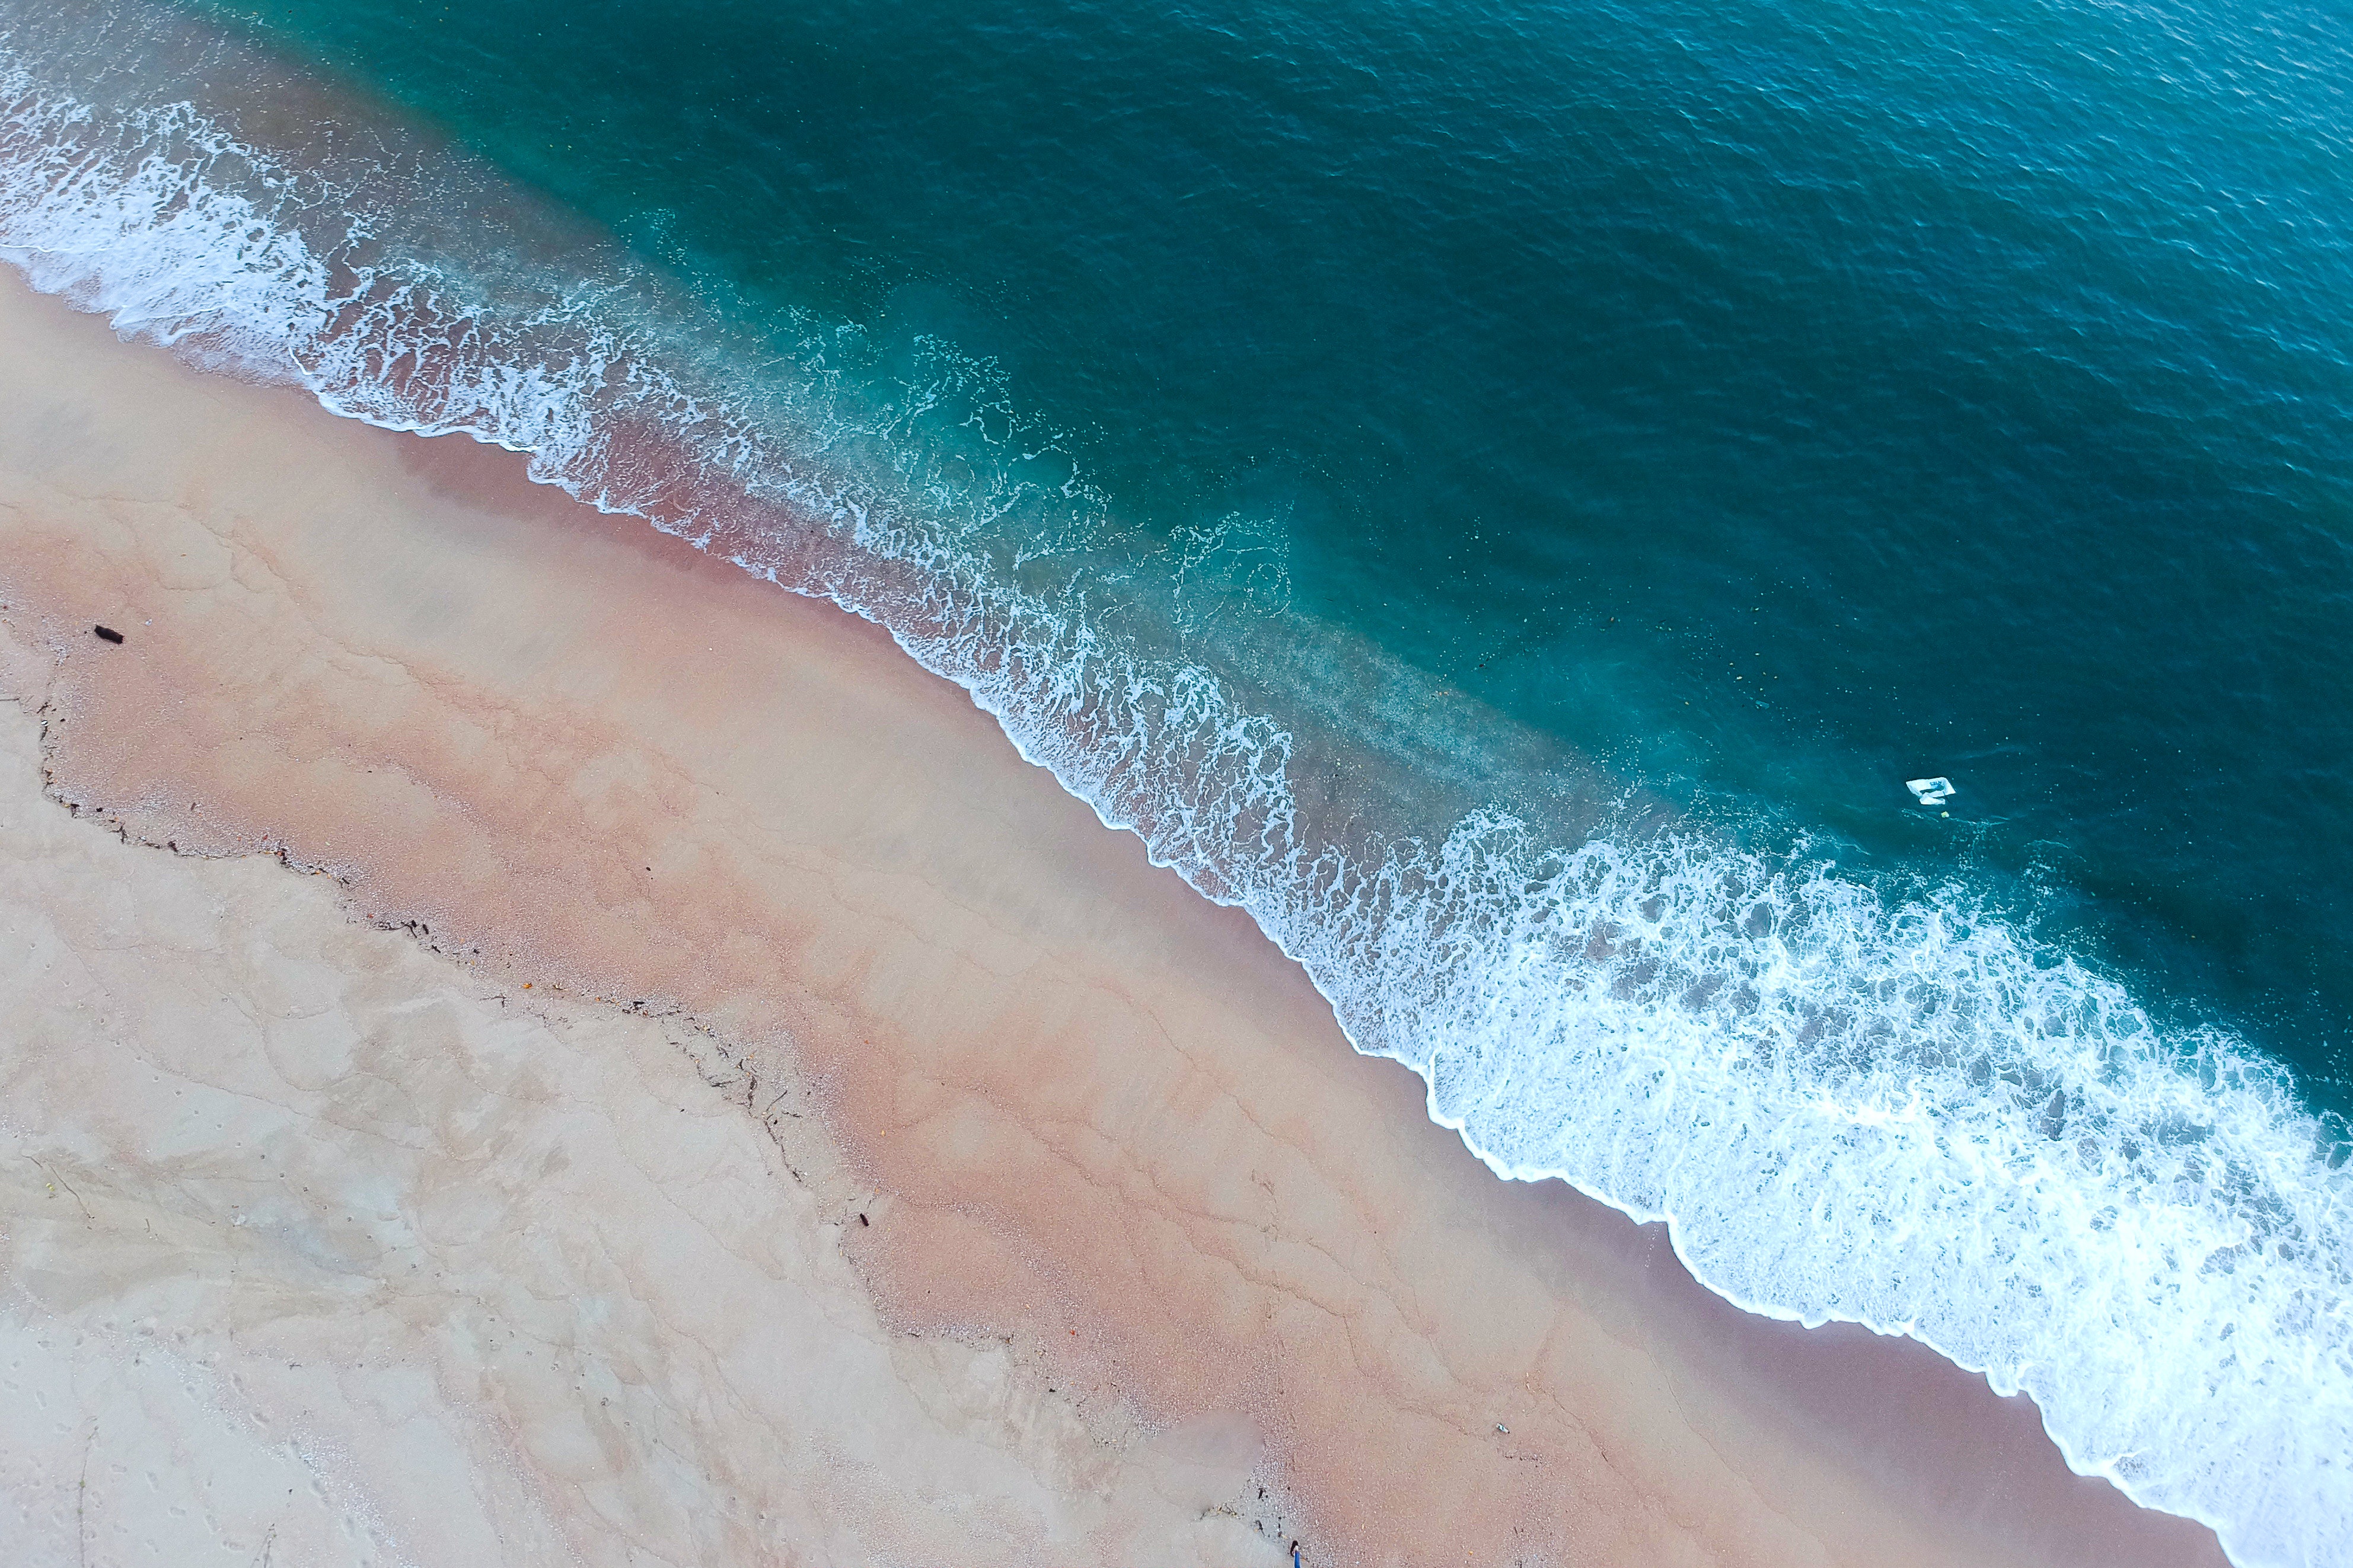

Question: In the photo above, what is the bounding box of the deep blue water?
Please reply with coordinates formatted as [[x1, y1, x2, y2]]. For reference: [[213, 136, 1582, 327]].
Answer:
[[177, 0, 2353, 1104], [4, 0, 2349, 1559]]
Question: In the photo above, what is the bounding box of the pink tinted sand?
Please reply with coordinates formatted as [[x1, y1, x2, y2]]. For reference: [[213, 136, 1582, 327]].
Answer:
[[0, 272, 2228, 1566]]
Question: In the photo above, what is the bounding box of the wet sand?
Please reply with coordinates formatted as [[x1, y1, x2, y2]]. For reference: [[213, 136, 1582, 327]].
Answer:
[[0, 270, 2230, 1566]]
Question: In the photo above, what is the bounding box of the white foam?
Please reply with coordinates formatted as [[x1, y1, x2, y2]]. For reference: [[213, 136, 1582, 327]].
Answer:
[[4, 37, 2348, 1566]]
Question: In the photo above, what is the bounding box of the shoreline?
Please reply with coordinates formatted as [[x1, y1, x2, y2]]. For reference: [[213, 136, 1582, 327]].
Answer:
[[0, 269, 2231, 1563]]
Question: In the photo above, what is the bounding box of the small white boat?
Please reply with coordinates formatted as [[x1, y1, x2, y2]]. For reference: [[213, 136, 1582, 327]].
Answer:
[[1905, 775, 1956, 806]]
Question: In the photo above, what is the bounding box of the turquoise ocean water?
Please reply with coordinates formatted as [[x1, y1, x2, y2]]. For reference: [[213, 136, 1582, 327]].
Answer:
[[3, 1, 2349, 1559]]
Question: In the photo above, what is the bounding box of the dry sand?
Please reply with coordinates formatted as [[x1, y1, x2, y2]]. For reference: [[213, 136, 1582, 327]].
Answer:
[[0, 665, 1264, 1566], [0, 270, 2230, 1566]]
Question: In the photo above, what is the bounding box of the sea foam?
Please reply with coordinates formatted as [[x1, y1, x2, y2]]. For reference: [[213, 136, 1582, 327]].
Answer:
[[4, 24, 2348, 1565]]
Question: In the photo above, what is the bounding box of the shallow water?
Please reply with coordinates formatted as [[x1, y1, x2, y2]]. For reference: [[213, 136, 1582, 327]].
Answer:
[[4, 1, 2350, 1560]]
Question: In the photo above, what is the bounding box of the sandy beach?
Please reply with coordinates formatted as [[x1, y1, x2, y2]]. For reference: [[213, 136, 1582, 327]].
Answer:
[[0, 270, 2231, 1564]]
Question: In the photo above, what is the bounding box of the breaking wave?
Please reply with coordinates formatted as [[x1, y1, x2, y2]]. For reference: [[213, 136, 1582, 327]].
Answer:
[[4, 15, 2348, 1564]]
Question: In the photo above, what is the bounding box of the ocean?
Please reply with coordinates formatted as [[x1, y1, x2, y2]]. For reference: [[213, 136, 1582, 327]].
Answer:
[[2, 0, 2348, 1560]]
